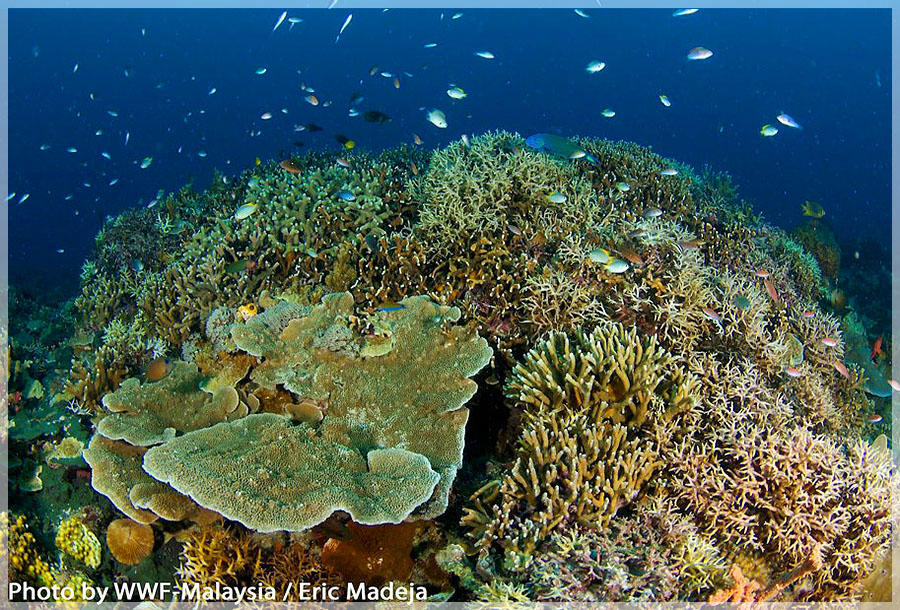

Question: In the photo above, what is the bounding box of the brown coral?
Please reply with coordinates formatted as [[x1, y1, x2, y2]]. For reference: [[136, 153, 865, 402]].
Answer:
[[106, 519, 155, 565]]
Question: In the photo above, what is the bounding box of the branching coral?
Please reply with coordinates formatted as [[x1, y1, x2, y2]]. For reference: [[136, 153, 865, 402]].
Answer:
[[464, 323, 698, 554]]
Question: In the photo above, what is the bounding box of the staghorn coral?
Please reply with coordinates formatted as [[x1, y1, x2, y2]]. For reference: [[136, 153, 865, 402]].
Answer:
[[176, 522, 339, 601], [464, 411, 657, 554], [464, 323, 698, 554], [663, 425, 894, 600]]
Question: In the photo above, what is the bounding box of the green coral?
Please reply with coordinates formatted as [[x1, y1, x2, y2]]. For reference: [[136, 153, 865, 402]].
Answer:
[[142, 413, 441, 532], [96, 360, 245, 446], [231, 291, 492, 518]]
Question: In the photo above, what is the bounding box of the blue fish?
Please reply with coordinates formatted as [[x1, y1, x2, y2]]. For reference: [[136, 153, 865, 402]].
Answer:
[[525, 133, 599, 165], [376, 301, 405, 312]]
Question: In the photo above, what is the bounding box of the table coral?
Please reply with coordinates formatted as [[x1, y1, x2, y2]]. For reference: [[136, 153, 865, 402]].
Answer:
[[231, 291, 492, 518], [143, 413, 442, 532], [97, 360, 245, 446]]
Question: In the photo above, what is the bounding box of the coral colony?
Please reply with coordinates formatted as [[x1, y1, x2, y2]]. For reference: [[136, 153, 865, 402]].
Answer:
[[7, 132, 894, 602]]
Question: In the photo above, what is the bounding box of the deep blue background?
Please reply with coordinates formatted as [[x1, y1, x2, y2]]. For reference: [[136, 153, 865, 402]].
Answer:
[[8, 9, 891, 294]]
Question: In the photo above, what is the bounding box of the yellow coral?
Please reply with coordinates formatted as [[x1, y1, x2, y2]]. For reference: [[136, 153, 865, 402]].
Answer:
[[9, 514, 58, 588], [56, 516, 102, 569]]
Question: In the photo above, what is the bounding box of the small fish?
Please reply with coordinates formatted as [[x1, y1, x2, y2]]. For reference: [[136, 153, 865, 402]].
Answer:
[[507, 223, 521, 236], [424, 42, 438, 48], [255, 67, 267, 75], [124, 131, 130, 146], [248, 177, 260, 188], [140, 157, 153, 169], [225, 259, 250, 274], [336, 12, 352, 43], [145, 358, 173, 382], [687, 47, 713, 60], [474, 51, 495, 59], [589, 248, 612, 264], [642, 208, 663, 219], [867, 414, 883, 424], [887, 379, 900, 392], [237, 303, 258, 321], [95, 129, 103, 135], [452, 12, 463, 19], [56, 248, 64, 253], [198, 150, 207, 157], [870, 336, 884, 364], [343, 140, 355, 149], [627, 229, 647, 239], [447, 86, 467, 99], [364, 234, 380, 254], [546, 191, 567, 204], [107, 109, 119, 117], [73, 63, 78, 72], [776, 113, 802, 129], [394, 77, 400, 89], [618, 246, 644, 267], [337, 190, 356, 201], [763, 278, 779, 303], [601, 108, 616, 118], [801, 200, 825, 218], [586, 60, 606, 73], [569, 150, 586, 160], [377, 301, 406, 312], [820, 337, 839, 348], [234, 203, 258, 220], [260, 112, 273, 120], [280, 159, 303, 173], [131, 259, 144, 272], [800, 311, 815, 318], [305, 95, 319, 106], [760, 124, 778, 137], [288, 17, 302, 28], [574, 9, 589, 18], [701, 307, 722, 323], [410, 161, 419, 175], [605, 258, 630, 274], [255, 157, 262, 166], [109, 178, 118, 185], [18, 193, 30, 204], [732, 294, 751, 310], [784, 367, 804, 378], [673, 9, 699, 16], [426, 108, 447, 128], [363, 110, 391, 123], [5, 193, 14, 201], [754, 269, 770, 278], [659, 94, 671, 107], [336, 158, 351, 168], [101, 152, 111, 159], [461, 134, 470, 147], [67, 147, 78, 153], [39, 144, 51, 150], [616, 182, 632, 193], [273, 10, 287, 32], [660, 168, 678, 176], [832, 360, 850, 379]]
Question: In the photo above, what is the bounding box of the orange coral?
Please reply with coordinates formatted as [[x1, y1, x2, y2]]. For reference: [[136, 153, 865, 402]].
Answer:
[[321, 522, 420, 585], [106, 519, 155, 565]]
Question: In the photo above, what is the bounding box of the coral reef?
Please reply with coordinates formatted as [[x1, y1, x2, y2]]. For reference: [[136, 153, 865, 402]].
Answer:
[[16, 130, 890, 603]]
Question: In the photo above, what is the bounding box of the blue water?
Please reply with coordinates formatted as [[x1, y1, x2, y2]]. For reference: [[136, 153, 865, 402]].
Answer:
[[8, 8, 890, 293]]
